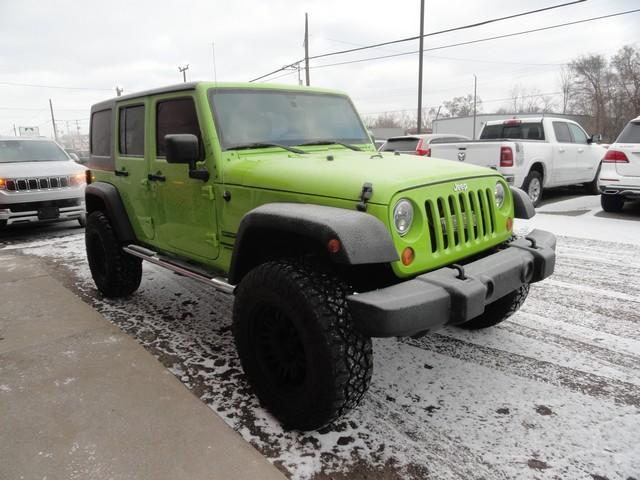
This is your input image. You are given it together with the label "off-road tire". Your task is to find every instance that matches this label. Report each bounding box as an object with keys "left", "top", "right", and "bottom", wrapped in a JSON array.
[
  {"left": 584, "top": 163, "right": 601, "bottom": 195},
  {"left": 233, "top": 258, "right": 373, "bottom": 431},
  {"left": 85, "top": 211, "right": 142, "bottom": 297},
  {"left": 459, "top": 284, "right": 530, "bottom": 330},
  {"left": 522, "top": 171, "right": 543, "bottom": 207},
  {"left": 600, "top": 194, "right": 624, "bottom": 213}
]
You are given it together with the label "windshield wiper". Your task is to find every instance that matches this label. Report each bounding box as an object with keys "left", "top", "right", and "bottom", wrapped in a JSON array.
[
  {"left": 226, "top": 142, "right": 306, "bottom": 154},
  {"left": 297, "top": 140, "right": 362, "bottom": 151}
]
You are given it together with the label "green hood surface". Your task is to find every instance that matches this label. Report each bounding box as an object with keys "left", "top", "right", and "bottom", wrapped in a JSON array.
[{"left": 222, "top": 149, "right": 497, "bottom": 205}]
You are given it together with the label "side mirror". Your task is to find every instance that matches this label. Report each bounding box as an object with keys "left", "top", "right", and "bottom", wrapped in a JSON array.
[
  {"left": 165, "top": 134, "right": 209, "bottom": 181},
  {"left": 588, "top": 133, "right": 602, "bottom": 144}
]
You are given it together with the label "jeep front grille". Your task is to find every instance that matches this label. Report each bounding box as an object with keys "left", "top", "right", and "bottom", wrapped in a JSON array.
[
  {"left": 4, "top": 176, "right": 72, "bottom": 192},
  {"left": 425, "top": 188, "right": 496, "bottom": 252}
]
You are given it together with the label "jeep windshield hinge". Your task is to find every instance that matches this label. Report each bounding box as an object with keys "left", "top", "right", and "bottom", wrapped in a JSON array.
[{"left": 357, "top": 182, "right": 373, "bottom": 212}]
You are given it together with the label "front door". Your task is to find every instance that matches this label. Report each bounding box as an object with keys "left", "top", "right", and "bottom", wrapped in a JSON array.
[
  {"left": 552, "top": 121, "right": 578, "bottom": 185},
  {"left": 567, "top": 122, "right": 598, "bottom": 182},
  {"left": 148, "top": 94, "right": 219, "bottom": 261}
]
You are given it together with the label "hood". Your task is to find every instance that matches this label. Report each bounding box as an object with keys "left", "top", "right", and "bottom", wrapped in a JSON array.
[
  {"left": 0, "top": 160, "right": 87, "bottom": 178},
  {"left": 223, "top": 149, "right": 496, "bottom": 205}
]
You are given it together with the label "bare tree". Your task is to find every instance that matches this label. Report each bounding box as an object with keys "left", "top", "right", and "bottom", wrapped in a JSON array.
[{"left": 559, "top": 66, "right": 573, "bottom": 114}]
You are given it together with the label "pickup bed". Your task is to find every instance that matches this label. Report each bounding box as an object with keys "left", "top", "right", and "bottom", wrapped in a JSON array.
[{"left": 429, "top": 117, "right": 606, "bottom": 205}]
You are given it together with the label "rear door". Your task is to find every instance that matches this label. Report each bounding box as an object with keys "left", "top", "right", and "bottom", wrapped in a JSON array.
[
  {"left": 614, "top": 120, "right": 640, "bottom": 177},
  {"left": 551, "top": 121, "right": 577, "bottom": 184},
  {"left": 148, "top": 94, "right": 219, "bottom": 261},
  {"left": 567, "top": 122, "right": 599, "bottom": 182},
  {"left": 114, "top": 100, "right": 154, "bottom": 240}
]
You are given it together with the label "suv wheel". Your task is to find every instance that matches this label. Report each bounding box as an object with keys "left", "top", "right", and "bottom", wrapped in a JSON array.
[
  {"left": 459, "top": 284, "right": 529, "bottom": 330},
  {"left": 85, "top": 211, "right": 142, "bottom": 297},
  {"left": 522, "top": 171, "right": 543, "bottom": 207},
  {"left": 584, "top": 163, "right": 601, "bottom": 195},
  {"left": 233, "top": 258, "right": 373, "bottom": 431},
  {"left": 600, "top": 194, "right": 625, "bottom": 212}
]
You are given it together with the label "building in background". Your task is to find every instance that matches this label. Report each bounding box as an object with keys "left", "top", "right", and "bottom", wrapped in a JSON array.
[{"left": 433, "top": 113, "right": 592, "bottom": 139}]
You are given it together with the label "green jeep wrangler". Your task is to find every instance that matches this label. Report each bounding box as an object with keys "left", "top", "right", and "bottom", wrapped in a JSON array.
[{"left": 85, "top": 82, "right": 556, "bottom": 430}]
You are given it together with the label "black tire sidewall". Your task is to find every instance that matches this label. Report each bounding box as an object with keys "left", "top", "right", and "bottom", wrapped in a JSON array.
[
  {"left": 601, "top": 194, "right": 624, "bottom": 212},
  {"left": 522, "top": 171, "right": 543, "bottom": 207}
]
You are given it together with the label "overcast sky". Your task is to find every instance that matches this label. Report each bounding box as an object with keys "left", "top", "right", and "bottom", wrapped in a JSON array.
[{"left": 0, "top": 0, "right": 638, "bottom": 139}]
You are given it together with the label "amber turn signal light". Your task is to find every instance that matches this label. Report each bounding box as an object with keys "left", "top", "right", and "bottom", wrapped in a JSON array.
[
  {"left": 401, "top": 247, "right": 415, "bottom": 266},
  {"left": 506, "top": 217, "right": 513, "bottom": 231},
  {"left": 327, "top": 238, "right": 341, "bottom": 253}
]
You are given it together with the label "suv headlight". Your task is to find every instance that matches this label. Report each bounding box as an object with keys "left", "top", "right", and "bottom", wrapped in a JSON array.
[
  {"left": 393, "top": 199, "right": 413, "bottom": 236},
  {"left": 494, "top": 182, "right": 505, "bottom": 208}
]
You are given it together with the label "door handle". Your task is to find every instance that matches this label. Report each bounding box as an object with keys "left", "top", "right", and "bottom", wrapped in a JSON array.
[
  {"left": 558, "top": 148, "right": 565, "bottom": 153},
  {"left": 114, "top": 169, "right": 129, "bottom": 177},
  {"left": 148, "top": 172, "right": 166, "bottom": 182},
  {"left": 577, "top": 148, "right": 584, "bottom": 153}
]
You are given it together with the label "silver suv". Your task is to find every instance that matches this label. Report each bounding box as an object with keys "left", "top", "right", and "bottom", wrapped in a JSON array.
[{"left": 0, "top": 137, "right": 87, "bottom": 227}]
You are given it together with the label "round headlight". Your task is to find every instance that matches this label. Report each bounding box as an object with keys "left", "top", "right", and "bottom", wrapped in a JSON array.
[
  {"left": 393, "top": 199, "right": 414, "bottom": 236},
  {"left": 494, "top": 182, "right": 505, "bottom": 208}
]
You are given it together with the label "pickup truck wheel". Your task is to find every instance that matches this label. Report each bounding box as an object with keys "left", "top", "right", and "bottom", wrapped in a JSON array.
[
  {"left": 584, "top": 164, "right": 601, "bottom": 195},
  {"left": 601, "top": 194, "right": 625, "bottom": 212},
  {"left": 522, "top": 171, "right": 543, "bottom": 206},
  {"left": 233, "top": 258, "right": 373, "bottom": 431},
  {"left": 459, "top": 284, "right": 529, "bottom": 330},
  {"left": 85, "top": 211, "right": 142, "bottom": 298}
]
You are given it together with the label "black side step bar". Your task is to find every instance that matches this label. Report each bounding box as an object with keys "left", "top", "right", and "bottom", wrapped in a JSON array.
[{"left": 123, "top": 245, "right": 235, "bottom": 295}]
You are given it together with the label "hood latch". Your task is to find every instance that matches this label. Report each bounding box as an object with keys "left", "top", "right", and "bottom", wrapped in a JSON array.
[{"left": 357, "top": 183, "right": 373, "bottom": 212}]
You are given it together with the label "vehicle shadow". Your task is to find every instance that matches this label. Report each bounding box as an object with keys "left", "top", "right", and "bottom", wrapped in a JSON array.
[
  {"left": 537, "top": 186, "right": 592, "bottom": 208},
  {"left": 0, "top": 221, "right": 82, "bottom": 245},
  {"left": 593, "top": 199, "right": 640, "bottom": 220}
]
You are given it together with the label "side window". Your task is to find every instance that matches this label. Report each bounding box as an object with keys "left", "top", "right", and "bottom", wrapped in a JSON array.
[
  {"left": 156, "top": 98, "right": 201, "bottom": 157},
  {"left": 119, "top": 105, "right": 145, "bottom": 156},
  {"left": 567, "top": 123, "right": 588, "bottom": 144},
  {"left": 91, "top": 109, "right": 112, "bottom": 156},
  {"left": 553, "top": 122, "right": 572, "bottom": 143}
]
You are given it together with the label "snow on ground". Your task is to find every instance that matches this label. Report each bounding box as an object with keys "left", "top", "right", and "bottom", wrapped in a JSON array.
[{"left": 2, "top": 195, "right": 639, "bottom": 479}]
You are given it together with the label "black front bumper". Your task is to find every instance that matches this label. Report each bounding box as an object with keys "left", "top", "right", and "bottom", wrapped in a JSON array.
[{"left": 347, "top": 229, "right": 556, "bottom": 337}]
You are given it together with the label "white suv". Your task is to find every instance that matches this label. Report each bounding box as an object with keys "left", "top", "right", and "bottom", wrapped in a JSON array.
[
  {"left": 599, "top": 116, "right": 640, "bottom": 212},
  {"left": 0, "top": 136, "right": 87, "bottom": 227}
]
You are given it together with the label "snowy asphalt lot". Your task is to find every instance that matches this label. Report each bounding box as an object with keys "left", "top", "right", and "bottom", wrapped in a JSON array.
[{"left": 1, "top": 190, "right": 639, "bottom": 480}]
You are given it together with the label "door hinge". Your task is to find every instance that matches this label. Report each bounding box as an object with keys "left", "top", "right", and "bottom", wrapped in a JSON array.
[
  {"left": 205, "top": 232, "right": 219, "bottom": 246},
  {"left": 201, "top": 185, "right": 215, "bottom": 201}
]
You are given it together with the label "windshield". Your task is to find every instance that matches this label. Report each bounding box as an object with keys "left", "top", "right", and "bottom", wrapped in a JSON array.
[
  {"left": 617, "top": 121, "right": 640, "bottom": 143},
  {"left": 0, "top": 140, "right": 69, "bottom": 163},
  {"left": 208, "top": 89, "right": 371, "bottom": 150},
  {"left": 480, "top": 122, "right": 545, "bottom": 140}
]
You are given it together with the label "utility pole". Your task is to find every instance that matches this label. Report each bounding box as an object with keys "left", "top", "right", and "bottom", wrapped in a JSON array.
[
  {"left": 434, "top": 105, "right": 442, "bottom": 133},
  {"left": 304, "top": 13, "right": 310, "bottom": 86},
  {"left": 13, "top": 124, "right": 17, "bottom": 136},
  {"left": 49, "top": 98, "right": 58, "bottom": 141},
  {"left": 416, "top": 0, "right": 425, "bottom": 133},
  {"left": 473, "top": 74, "right": 478, "bottom": 139},
  {"left": 178, "top": 64, "right": 190, "bottom": 83},
  {"left": 115, "top": 86, "right": 124, "bottom": 97}
]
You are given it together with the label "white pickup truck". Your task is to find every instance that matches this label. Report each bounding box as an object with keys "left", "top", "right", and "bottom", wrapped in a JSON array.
[{"left": 429, "top": 117, "right": 606, "bottom": 205}]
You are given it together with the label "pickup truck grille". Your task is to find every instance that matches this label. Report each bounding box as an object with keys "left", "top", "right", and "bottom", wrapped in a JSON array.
[
  {"left": 425, "top": 188, "right": 496, "bottom": 252},
  {"left": 4, "top": 176, "right": 70, "bottom": 192}
]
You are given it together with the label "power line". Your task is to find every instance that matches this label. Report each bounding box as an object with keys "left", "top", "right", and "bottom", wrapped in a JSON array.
[
  {"left": 309, "top": 0, "right": 586, "bottom": 62},
  {"left": 308, "top": 9, "right": 640, "bottom": 71},
  {"left": 249, "top": 0, "right": 586, "bottom": 82}
]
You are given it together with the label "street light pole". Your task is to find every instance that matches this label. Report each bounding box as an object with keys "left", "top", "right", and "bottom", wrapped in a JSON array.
[
  {"left": 304, "top": 13, "right": 310, "bottom": 86},
  {"left": 49, "top": 98, "right": 58, "bottom": 141},
  {"left": 178, "top": 64, "right": 190, "bottom": 83},
  {"left": 416, "top": 0, "right": 425, "bottom": 133}
]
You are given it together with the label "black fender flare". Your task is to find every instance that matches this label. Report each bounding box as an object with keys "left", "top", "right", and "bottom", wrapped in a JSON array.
[
  {"left": 228, "top": 203, "right": 399, "bottom": 284},
  {"left": 85, "top": 182, "right": 136, "bottom": 243},
  {"left": 510, "top": 186, "right": 536, "bottom": 219}
]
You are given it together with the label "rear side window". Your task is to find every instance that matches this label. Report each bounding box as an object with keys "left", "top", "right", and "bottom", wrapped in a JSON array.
[
  {"left": 91, "top": 109, "right": 112, "bottom": 156},
  {"left": 567, "top": 123, "right": 588, "bottom": 144},
  {"left": 381, "top": 138, "right": 419, "bottom": 152},
  {"left": 553, "top": 122, "right": 572, "bottom": 143},
  {"left": 156, "top": 98, "right": 201, "bottom": 157},
  {"left": 119, "top": 105, "right": 145, "bottom": 156},
  {"left": 617, "top": 121, "right": 640, "bottom": 143},
  {"left": 480, "top": 123, "right": 544, "bottom": 140}
]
